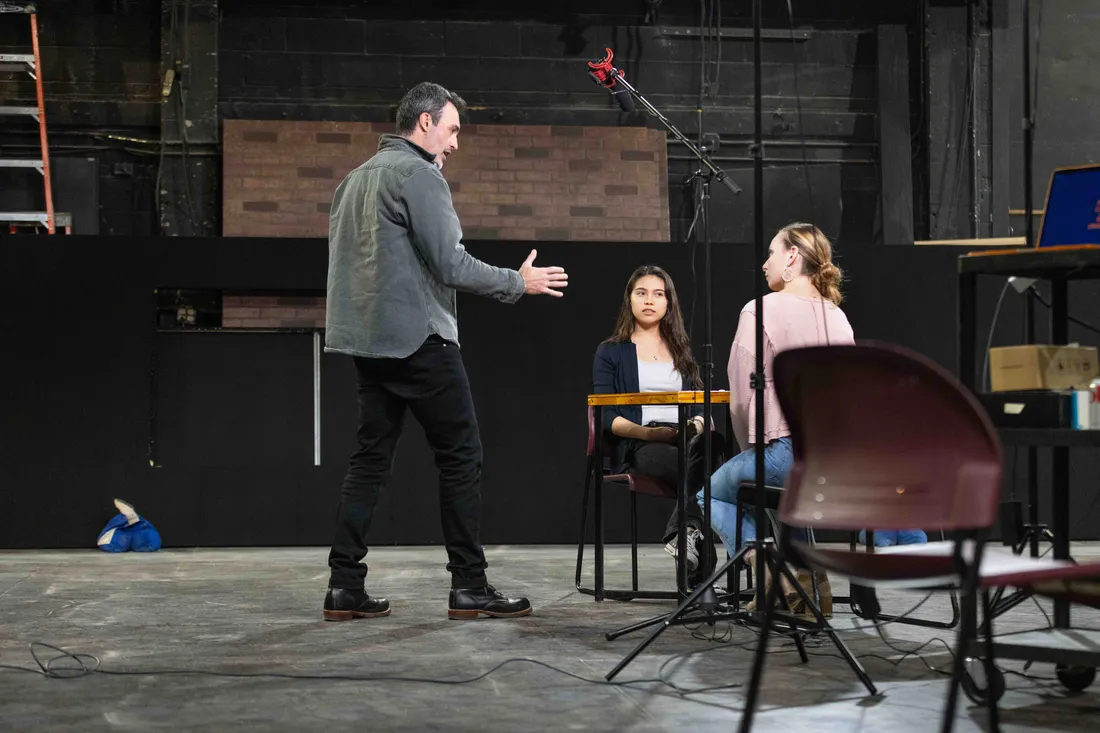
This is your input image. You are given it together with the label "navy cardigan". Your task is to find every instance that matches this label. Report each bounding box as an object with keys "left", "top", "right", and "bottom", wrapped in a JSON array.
[{"left": 592, "top": 341, "right": 702, "bottom": 472}]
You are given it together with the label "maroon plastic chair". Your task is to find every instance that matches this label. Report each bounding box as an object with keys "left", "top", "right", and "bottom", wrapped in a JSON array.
[
  {"left": 575, "top": 405, "right": 680, "bottom": 602},
  {"left": 737, "top": 342, "right": 1100, "bottom": 733}
]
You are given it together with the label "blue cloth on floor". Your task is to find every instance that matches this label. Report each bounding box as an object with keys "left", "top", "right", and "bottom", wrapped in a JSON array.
[
  {"left": 858, "top": 529, "right": 928, "bottom": 547},
  {"left": 96, "top": 514, "right": 162, "bottom": 553}
]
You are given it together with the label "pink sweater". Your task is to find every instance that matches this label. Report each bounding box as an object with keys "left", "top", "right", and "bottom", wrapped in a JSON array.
[{"left": 728, "top": 291, "right": 854, "bottom": 448}]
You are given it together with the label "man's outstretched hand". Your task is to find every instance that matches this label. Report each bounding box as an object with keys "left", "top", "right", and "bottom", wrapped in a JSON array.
[{"left": 518, "top": 249, "right": 568, "bottom": 297}]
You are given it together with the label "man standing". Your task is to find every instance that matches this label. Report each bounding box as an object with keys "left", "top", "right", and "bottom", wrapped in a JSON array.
[{"left": 322, "top": 82, "right": 568, "bottom": 621}]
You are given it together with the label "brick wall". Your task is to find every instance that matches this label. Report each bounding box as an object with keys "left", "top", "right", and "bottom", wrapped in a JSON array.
[
  {"left": 223, "top": 120, "right": 669, "bottom": 241},
  {"left": 222, "top": 295, "right": 326, "bottom": 329}
]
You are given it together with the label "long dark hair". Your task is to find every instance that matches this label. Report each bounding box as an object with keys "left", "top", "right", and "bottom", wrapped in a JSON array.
[{"left": 604, "top": 265, "right": 701, "bottom": 388}]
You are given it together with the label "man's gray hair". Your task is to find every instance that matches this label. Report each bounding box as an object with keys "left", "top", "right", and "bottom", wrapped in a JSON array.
[{"left": 395, "top": 82, "right": 467, "bottom": 135}]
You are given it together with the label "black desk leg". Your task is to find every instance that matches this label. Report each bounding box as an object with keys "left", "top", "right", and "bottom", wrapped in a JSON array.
[
  {"left": 593, "top": 406, "right": 604, "bottom": 602},
  {"left": 958, "top": 271, "right": 978, "bottom": 391},
  {"left": 1053, "top": 445, "right": 1071, "bottom": 627},
  {"left": 1025, "top": 446, "right": 1039, "bottom": 558},
  {"left": 676, "top": 404, "right": 688, "bottom": 595},
  {"left": 1051, "top": 278, "right": 1070, "bottom": 627},
  {"left": 1051, "top": 278, "right": 1068, "bottom": 343}
]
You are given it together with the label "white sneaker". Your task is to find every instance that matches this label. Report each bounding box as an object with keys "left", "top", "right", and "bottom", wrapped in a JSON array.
[{"left": 664, "top": 527, "right": 702, "bottom": 571}]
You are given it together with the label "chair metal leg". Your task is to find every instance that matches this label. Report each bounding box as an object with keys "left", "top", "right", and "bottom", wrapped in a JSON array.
[
  {"left": 942, "top": 581, "right": 980, "bottom": 733},
  {"left": 735, "top": 495, "right": 744, "bottom": 555},
  {"left": 594, "top": 459, "right": 605, "bottom": 602},
  {"left": 764, "top": 508, "right": 784, "bottom": 546},
  {"left": 726, "top": 550, "right": 735, "bottom": 597},
  {"left": 574, "top": 460, "right": 681, "bottom": 603},
  {"left": 575, "top": 456, "right": 594, "bottom": 591},
  {"left": 849, "top": 530, "right": 961, "bottom": 630},
  {"left": 630, "top": 492, "right": 639, "bottom": 592},
  {"left": 945, "top": 586, "right": 962, "bottom": 628},
  {"left": 735, "top": 495, "right": 745, "bottom": 606},
  {"left": 982, "top": 589, "right": 1002, "bottom": 732}
]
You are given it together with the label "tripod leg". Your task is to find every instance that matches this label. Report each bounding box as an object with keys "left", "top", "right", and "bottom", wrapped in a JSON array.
[
  {"left": 739, "top": 549, "right": 786, "bottom": 733},
  {"left": 985, "top": 588, "right": 1030, "bottom": 632},
  {"left": 778, "top": 561, "right": 876, "bottom": 695},
  {"left": 605, "top": 611, "right": 676, "bottom": 641},
  {"left": 806, "top": 528, "right": 822, "bottom": 611},
  {"left": 987, "top": 586, "right": 1006, "bottom": 617},
  {"left": 767, "top": 551, "right": 808, "bottom": 663},
  {"left": 1013, "top": 528, "right": 1032, "bottom": 557},
  {"left": 605, "top": 548, "right": 750, "bottom": 680}
]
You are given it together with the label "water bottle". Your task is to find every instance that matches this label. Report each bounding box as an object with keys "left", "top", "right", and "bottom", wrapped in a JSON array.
[{"left": 1091, "top": 378, "right": 1100, "bottom": 429}]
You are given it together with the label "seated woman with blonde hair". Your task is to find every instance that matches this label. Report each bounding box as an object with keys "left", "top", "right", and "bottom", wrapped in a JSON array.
[{"left": 700, "top": 223, "right": 853, "bottom": 616}]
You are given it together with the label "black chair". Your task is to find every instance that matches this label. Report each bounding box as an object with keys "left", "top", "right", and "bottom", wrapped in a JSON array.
[{"left": 575, "top": 406, "right": 680, "bottom": 602}]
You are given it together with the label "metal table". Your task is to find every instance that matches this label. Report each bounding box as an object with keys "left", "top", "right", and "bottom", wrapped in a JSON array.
[{"left": 957, "top": 245, "right": 1100, "bottom": 686}]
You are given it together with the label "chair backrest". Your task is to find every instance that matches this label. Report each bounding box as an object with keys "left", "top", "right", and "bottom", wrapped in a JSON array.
[
  {"left": 586, "top": 406, "right": 620, "bottom": 474},
  {"left": 773, "top": 342, "right": 1003, "bottom": 533}
]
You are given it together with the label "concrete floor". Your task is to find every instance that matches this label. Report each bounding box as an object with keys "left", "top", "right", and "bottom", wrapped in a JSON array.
[{"left": 1, "top": 544, "right": 1099, "bottom": 732}]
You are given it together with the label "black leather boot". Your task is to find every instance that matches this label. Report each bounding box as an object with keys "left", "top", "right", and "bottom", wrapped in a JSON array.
[
  {"left": 323, "top": 588, "right": 391, "bottom": 621},
  {"left": 448, "top": 584, "right": 532, "bottom": 620}
]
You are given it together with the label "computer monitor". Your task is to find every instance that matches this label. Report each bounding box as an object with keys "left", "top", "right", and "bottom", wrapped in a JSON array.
[{"left": 1036, "top": 163, "right": 1100, "bottom": 248}]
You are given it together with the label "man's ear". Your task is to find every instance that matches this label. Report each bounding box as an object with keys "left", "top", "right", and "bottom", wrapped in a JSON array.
[{"left": 419, "top": 111, "right": 432, "bottom": 131}]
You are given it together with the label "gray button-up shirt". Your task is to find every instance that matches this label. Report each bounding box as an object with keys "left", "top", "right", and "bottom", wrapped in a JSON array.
[{"left": 325, "top": 135, "right": 525, "bottom": 359}]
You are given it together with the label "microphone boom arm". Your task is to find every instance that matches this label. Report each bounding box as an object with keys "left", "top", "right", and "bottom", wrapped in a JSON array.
[{"left": 588, "top": 51, "right": 742, "bottom": 197}]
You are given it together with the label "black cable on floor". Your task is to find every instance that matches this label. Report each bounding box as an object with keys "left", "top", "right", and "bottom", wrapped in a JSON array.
[
  {"left": 6, "top": 587, "right": 1085, "bottom": 696},
  {"left": 0, "top": 640, "right": 755, "bottom": 710}
]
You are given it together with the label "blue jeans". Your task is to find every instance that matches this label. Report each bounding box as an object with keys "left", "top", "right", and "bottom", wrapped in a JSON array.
[
  {"left": 696, "top": 437, "right": 796, "bottom": 557},
  {"left": 858, "top": 529, "right": 928, "bottom": 547}
]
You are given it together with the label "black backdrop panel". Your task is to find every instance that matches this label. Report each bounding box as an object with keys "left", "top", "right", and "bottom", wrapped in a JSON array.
[
  {"left": 154, "top": 333, "right": 314, "bottom": 467},
  {"left": 2, "top": 236, "right": 1098, "bottom": 549}
]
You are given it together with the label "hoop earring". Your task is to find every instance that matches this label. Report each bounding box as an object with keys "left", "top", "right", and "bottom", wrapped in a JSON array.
[{"left": 781, "top": 267, "right": 794, "bottom": 283}]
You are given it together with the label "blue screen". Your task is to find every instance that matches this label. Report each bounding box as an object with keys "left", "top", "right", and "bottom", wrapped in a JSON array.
[{"left": 1038, "top": 166, "right": 1100, "bottom": 248}]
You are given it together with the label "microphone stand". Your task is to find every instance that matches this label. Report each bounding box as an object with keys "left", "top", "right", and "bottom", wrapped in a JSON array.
[
  {"left": 986, "top": 7, "right": 1057, "bottom": 625},
  {"left": 984, "top": 0, "right": 1053, "bottom": 627},
  {"left": 591, "top": 72, "right": 741, "bottom": 199},
  {"left": 589, "top": 52, "right": 746, "bottom": 656},
  {"left": 1020, "top": 0, "right": 1044, "bottom": 564},
  {"left": 601, "top": 4, "right": 829, "bottom": 683}
]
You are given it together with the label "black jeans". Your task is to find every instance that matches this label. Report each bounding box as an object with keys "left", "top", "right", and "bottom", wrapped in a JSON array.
[
  {"left": 627, "top": 427, "right": 726, "bottom": 547},
  {"left": 328, "top": 335, "right": 488, "bottom": 590}
]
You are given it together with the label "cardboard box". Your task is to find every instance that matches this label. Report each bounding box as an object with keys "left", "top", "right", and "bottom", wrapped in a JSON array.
[{"left": 988, "top": 345, "right": 1099, "bottom": 392}]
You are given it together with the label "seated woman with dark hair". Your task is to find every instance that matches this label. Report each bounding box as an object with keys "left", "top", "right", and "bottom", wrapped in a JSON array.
[{"left": 593, "top": 265, "right": 726, "bottom": 587}]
